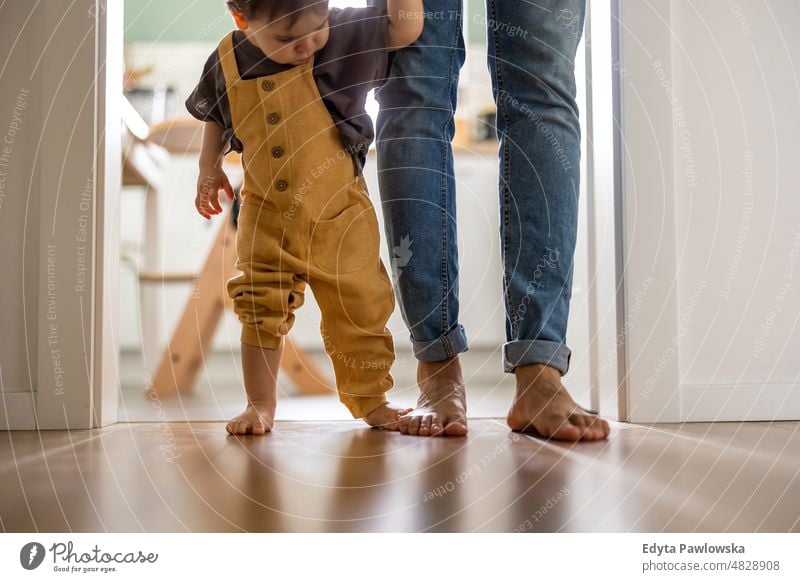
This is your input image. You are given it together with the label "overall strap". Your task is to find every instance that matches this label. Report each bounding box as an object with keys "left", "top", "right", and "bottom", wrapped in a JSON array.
[{"left": 217, "top": 31, "right": 240, "bottom": 87}]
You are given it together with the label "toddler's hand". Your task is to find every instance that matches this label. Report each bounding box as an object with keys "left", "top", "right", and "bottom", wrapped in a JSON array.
[{"left": 196, "top": 165, "right": 235, "bottom": 220}]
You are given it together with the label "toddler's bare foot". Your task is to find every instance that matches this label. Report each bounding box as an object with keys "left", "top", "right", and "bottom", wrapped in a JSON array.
[
  {"left": 226, "top": 401, "right": 275, "bottom": 435},
  {"left": 398, "top": 356, "right": 468, "bottom": 437},
  {"left": 364, "top": 402, "right": 413, "bottom": 431},
  {"left": 507, "top": 364, "right": 610, "bottom": 441},
  {"left": 231, "top": 342, "right": 281, "bottom": 435}
]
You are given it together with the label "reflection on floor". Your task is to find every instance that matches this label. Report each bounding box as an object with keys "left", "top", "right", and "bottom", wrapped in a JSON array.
[
  {"left": 2, "top": 419, "right": 798, "bottom": 532},
  {"left": 118, "top": 348, "right": 520, "bottom": 421}
]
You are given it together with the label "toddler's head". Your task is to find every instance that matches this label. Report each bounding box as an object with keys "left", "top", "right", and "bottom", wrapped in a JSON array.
[{"left": 226, "top": 0, "right": 330, "bottom": 66}]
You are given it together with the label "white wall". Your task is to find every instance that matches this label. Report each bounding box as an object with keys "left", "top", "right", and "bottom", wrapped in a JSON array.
[
  {"left": 0, "top": 3, "right": 43, "bottom": 420},
  {"left": 0, "top": 0, "right": 121, "bottom": 429},
  {"left": 620, "top": 0, "right": 800, "bottom": 421}
]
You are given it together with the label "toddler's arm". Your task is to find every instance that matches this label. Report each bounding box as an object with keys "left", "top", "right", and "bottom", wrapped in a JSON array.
[
  {"left": 386, "top": 0, "right": 425, "bottom": 50},
  {"left": 195, "top": 121, "right": 235, "bottom": 220}
]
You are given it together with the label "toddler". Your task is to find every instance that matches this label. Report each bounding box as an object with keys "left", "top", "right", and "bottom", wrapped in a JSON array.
[{"left": 186, "top": 0, "right": 423, "bottom": 434}]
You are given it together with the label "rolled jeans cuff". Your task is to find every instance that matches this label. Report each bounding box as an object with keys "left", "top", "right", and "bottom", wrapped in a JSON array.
[
  {"left": 503, "top": 339, "right": 572, "bottom": 376},
  {"left": 412, "top": 323, "right": 469, "bottom": 362}
]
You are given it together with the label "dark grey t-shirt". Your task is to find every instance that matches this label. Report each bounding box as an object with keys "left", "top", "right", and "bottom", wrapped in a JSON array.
[{"left": 185, "top": 6, "right": 389, "bottom": 173}]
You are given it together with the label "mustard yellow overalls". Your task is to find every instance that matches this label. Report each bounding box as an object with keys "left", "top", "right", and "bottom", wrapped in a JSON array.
[{"left": 219, "top": 32, "right": 396, "bottom": 419}]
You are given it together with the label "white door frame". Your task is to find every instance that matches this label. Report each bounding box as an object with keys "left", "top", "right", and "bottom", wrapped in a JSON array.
[
  {"left": 613, "top": 0, "right": 682, "bottom": 423},
  {"left": 582, "top": 0, "right": 626, "bottom": 421},
  {"left": 28, "top": 0, "right": 122, "bottom": 429},
  {"left": 26, "top": 0, "right": 630, "bottom": 429},
  {"left": 614, "top": 0, "right": 800, "bottom": 423}
]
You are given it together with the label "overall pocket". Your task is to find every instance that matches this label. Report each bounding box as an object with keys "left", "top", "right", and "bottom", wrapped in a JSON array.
[{"left": 310, "top": 202, "right": 378, "bottom": 274}]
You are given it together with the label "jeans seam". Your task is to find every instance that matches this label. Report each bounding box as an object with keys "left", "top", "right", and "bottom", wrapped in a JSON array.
[
  {"left": 490, "top": 0, "right": 516, "bottom": 343},
  {"left": 438, "top": 2, "right": 463, "bottom": 357}
]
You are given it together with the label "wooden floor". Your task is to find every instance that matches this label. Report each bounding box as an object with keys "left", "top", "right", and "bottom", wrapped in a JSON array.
[{"left": 2, "top": 419, "right": 799, "bottom": 532}]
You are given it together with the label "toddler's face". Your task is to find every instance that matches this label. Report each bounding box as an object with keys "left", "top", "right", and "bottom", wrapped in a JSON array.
[{"left": 233, "top": 7, "right": 330, "bottom": 66}]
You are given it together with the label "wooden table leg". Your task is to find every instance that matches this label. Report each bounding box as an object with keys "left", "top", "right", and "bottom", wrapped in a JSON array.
[{"left": 150, "top": 214, "right": 334, "bottom": 397}]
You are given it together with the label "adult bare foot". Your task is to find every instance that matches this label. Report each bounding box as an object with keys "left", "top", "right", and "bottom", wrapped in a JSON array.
[
  {"left": 363, "top": 402, "right": 414, "bottom": 431},
  {"left": 507, "top": 363, "right": 610, "bottom": 441},
  {"left": 226, "top": 400, "right": 275, "bottom": 435},
  {"left": 398, "top": 356, "right": 468, "bottom": 437}
]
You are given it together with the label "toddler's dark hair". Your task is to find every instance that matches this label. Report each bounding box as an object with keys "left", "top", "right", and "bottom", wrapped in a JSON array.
[{"left": 226, "top": 0, "right": 329, "bottom": 27}]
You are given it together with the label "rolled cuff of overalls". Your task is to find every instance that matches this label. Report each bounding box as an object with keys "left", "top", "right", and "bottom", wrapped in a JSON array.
[
  {"left": 503, "top": 339, "right": 572, "bottom": 376},
  {"left": 241, "top": 325, "right": 283, "bottom": 350},
  {"left": 341, "top": 395, "right": 390, "bottom": 420},
  {"left": 411, "top": 323, "right": 469, "bottom": 363}
]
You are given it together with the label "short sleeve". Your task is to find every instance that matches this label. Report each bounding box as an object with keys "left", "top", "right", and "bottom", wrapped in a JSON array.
[
  {"left": 185, "top": 50, "right": 226, "bottom": 125},
  {"left": 326, "top": 5, "right": 389, "bottom": 89},
  {"left": 185, "top": 49, "right": 238, "bottom": 153}
]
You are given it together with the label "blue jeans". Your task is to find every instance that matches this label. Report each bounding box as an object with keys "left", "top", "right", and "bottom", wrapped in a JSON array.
[{"left": 374, "top": 0, "right": 586, "bottom": 375}]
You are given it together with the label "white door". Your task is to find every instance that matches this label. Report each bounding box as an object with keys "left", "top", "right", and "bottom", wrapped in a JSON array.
[{"left": 617, "top": 0, "right": 800, "bottom": 422}]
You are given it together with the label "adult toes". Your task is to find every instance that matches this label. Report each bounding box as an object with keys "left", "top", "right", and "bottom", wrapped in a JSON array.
[
  {"left": 569, "top": 412, "right": 588, "bottom": 429},
  {"left": 443, "top": 416, "right": 468, "bottom": 436},
  {"left": 408, "top": 416, "right": 422, "bottom": 435},
  {"left": 398, "top": 415, "right": 411, "bottom": 434},
  {"left": 549, "top": 418, "right": 582, "bottom": 441},
  {"left": 419, "top": 415, "right": 432, "bottom": 436},
  {"left": 586, "top": 416, "right": 610, "bottom": 440},
  {"left": 568, "top": 413, "right": 595, "bottom": 439}
]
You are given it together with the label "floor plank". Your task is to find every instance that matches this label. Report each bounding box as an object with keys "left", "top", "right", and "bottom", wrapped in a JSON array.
[{"left": 1, "top": 420, "right": 798, "bottom": 532}]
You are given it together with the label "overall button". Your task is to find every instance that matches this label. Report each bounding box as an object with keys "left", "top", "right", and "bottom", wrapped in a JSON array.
[
  {"left": 267, "top": 112, "right": 280, "bottom": 125},
  {"left": 261, "top": 79, "right": 275, "bottom": 91},
  {"left": 275, "top": 180, "right": 288, "bottom": 192},
  {"left": 271, "top": 146, "right": 284, "bottom": 158}
]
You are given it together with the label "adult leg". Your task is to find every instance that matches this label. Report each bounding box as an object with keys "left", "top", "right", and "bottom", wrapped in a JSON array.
[
  {"left": 375, "top": 0, "right": 468, "bottom": 436},
  {"left": 486, "top": 0, "right": 608, "bottom": 439}
]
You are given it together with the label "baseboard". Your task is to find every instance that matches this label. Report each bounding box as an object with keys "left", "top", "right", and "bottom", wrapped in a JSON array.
[
  {"left": 0, "top": 391, "right": 37, "bottom": 430},
  {"left": 679, "top": 383, "right": 800, "bottom": 422}
]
